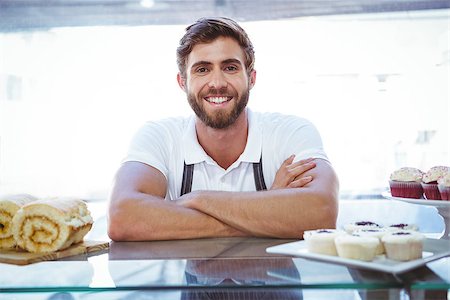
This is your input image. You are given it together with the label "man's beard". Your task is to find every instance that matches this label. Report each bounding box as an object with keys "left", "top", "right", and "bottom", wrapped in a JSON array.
[{"left": 187, "top": 87, "right": 249, "bottom": 129}]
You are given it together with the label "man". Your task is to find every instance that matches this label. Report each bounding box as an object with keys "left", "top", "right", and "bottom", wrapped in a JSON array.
[{"left": 108, "top": 17, "right": 338, "bottom": 241}]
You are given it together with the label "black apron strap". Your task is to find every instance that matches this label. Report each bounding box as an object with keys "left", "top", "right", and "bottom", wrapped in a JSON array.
[
  {"left": 253, "top": 156, "right": 267, "bottom": 191},
  {"left": 180, "top": 157, "right": 267, "bottom": 196},
  {"left": 180, "top": 162, "right": 194, "bottom": 196}
]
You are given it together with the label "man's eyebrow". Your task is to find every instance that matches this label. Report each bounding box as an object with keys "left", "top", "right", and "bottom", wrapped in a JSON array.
[
  {"left": 222, "top": 58, "right": 243, "bottom": 65},
  {"left": 190, "top": 61, "right": 212, "bottom": 70}
]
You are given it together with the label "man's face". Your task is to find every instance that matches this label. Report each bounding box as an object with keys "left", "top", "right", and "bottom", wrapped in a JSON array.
[{"left": 179, "top": 36, "right": 255, "bottom": 129}]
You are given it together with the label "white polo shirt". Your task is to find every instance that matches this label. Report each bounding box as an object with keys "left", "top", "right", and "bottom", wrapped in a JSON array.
[{"left": 124, "top": 108, "right": 328, "bottom": 200}]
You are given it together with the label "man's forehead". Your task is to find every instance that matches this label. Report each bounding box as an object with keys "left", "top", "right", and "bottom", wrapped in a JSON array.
[{"left": 187, "top": 37, "right": 245, "bottom": 67}]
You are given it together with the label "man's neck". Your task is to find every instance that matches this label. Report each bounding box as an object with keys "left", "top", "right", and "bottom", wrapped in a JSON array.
[{"left": 195, "top": 111, "right": 248, "bottom": 170}]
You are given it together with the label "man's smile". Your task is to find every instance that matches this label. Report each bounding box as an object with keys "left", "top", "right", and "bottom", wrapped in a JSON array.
[{"left": 204, "top": 96, "right": 232, "bottom": 104}]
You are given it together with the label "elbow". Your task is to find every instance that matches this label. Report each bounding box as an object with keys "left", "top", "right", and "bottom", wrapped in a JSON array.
[
  {"left": 107, "top": 212, "right": 126, "bottom": 242},
  {"left": 315, "top": 188, "right": 339, "bottom": 230},
  {"left": 107, "top": 199, "right": 132, "bottom": 241}
]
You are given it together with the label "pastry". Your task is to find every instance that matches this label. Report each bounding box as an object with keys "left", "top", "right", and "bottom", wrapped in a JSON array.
[
  {"left": 386, "top": 223, "right": 418, "bottom": 231},
  {"left": 343, "top": 221, "right": 383, "bottom": 234},
  {"left": 334, "top": 234, "right": 380, "bottom": 261},
  {"left": 382, "top": 230, "right": 425, "bottom": 261},
  {"left": 0, "top": 194, "right": 37, "bottom": 249},
  {"left": 438, "top": 172, "right": 450, "bottom": 201},
  {"left": 422, "top": 166, "right": 450, "bottom": 200},
  {"left": 303, "top": 229, "right": 346, "bottom": 256},
  {"left": 352, "top": 228, "right": 387, "bottom": 255},
  {"left": 389, "top": 167, "right": 424, "bottom": 199},
  {"left": 12, "top": 197, "right": 93, "bottom": 253}
]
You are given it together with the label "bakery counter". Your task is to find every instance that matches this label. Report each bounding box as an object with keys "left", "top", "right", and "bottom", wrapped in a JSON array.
[{"left": 0, "top": 199, "right": 449, "bottom": 300}]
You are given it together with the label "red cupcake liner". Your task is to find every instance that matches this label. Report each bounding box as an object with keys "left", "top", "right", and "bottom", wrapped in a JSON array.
[
  {"left": 438, "top": 185, "right": 450, "bottom": 201},
  {"left": 421, "top": 183, "right": 442, "bottom": 200},
  {"left": 389, "top": 180, "right": 423, "bottom": 199}
]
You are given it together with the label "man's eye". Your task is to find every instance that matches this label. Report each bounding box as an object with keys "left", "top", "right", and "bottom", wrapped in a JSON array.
[
  {"left": 196, "top": 67, "right": 208, "bottom": 73},
  {"left": 225, "top": 66, "right": 238, "bottom": 71}
]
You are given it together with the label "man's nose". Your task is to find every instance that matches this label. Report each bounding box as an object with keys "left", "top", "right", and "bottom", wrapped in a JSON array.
[{"left": 208, "top": 70, "right": 228, "bottom": 89}]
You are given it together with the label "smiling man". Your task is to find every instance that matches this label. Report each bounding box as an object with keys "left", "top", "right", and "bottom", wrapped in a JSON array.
[{"left": 107, "top": 17, "right": 339, "bottom": 241}]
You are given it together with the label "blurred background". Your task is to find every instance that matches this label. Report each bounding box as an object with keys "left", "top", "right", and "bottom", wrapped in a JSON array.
[{"left": 0, "top": 0, "right": 449, "bottom": 200}]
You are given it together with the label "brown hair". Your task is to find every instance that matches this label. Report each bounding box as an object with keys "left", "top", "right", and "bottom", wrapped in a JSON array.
[{"left": 176, "top": 17, "right": 255, "bottom": 78}]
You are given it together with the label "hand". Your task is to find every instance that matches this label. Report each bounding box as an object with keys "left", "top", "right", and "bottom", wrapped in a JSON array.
[{"left": 270, "top": 155, "right": 316, "bottom": 190}]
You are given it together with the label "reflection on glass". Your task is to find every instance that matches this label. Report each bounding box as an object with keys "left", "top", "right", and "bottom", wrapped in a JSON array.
[{"left": 182, "top": 258, "right": 303, "bottom": 299}]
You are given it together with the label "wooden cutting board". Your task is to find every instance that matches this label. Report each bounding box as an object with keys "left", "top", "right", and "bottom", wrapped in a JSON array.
[{"left": 0, "top": 240, "right": 109, "bottom": 265}]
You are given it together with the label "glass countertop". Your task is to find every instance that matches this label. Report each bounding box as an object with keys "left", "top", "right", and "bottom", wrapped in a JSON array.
[{"left": 0, "top": 199, "right": 449, "bottom": 300}]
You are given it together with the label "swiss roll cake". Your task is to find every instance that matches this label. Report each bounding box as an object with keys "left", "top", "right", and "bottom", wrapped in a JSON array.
[
  {"left": 0, "top": 194, "right": 37, "bottom": 249},
  {"left": 12, "top": 197, "right": 93, "bottom": 253}
]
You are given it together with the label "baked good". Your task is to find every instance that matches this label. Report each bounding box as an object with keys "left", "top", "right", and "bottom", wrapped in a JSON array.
[
  {"left": 334, "top": 234, "right": 380, "bottom": 261},
  {"left": 12, "top": 197, "right": 93, "bottom": 253},
  {"left": 422, "top": 166, "right": 450, "bottom": 200},
  {"left": 303, "top": 229, "right": 346, "bottom": 256},
  {"left": 343, "top": 221, "right": 383, "bottom": 234},
  {"left": 381, "top": 230, "right": 425, "bottom": 261},
  {"left": 0, "top": 194, "right": 37, "bottom": 249},
  {"left": 438, "top": 172, "right": 450, "bottom": 201},
  {"left": 389, "top": 167, "right": 424, "bottom": 199},
  {"left": 386, "top": 223, "right": 418, "bottom": 231},
  {"left": 352, "top": 228, "right": 387, "bottom": 255}
]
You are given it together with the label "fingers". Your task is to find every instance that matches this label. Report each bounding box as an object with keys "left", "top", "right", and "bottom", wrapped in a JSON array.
[{"left": 289, "top": 176, "right": 313, "bottom": 188}]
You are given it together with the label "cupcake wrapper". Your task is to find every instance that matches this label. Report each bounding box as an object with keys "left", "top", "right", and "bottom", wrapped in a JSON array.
[
  {"left": 421, "top": 183, "right": 441, "bottom": 200},
  {"left": 438, "top": 185, "right": 450, "bottom": 201},
  {"left": 389, "top": 181, "right": 423, "bottom": 199}
]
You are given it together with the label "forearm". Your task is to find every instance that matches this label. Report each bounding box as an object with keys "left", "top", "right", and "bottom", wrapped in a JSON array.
[
  {"left": 108, "top": 192, "right": 249, "bottom": 241},
  {"left": 181, "top": 188, "right": 337, "bottom": 238},
  {"left": 180, "top": 159, "right": 339, "bottom": 238}
]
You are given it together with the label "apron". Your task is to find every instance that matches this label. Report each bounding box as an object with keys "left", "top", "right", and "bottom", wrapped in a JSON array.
[{"left": 180, "top": 157, "right": 267, "bottom": 196}]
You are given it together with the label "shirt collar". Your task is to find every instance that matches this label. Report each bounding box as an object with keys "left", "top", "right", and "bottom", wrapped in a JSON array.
[{"left": 182, "top": 108, "right": 262, "bottom": 165}]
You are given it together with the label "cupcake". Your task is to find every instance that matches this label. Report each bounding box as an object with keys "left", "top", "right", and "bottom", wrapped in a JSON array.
[
  {"left": 303, "top": 229, "right": 346, "bottom": 256},
  {"left": 382, "top": 230, "right": 425, "bottom": 261},
  {"left": 422, "top": 166, "right": 450, "bottom": 200},
  {"left": 352, "top": 228, "right": 387, "bottom": 255},
  {"left": 344, "top": 221, "right": 383, "bottom": 234},
  {"left": 389, "top": 167, "right": 424, "bottom": 199},
  {"left": 386, "top": 223, "right": 419, "bottom": 232},
  {"left": 438, "top": 172, "right": 450, "bottom": 201},
  {"left": 334, "top": 234, "right": 380, "bottom": 261}
]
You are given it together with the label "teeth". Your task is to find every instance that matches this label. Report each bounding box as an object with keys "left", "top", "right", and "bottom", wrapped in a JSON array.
[{"left": 207, "top": 97, "right": 229, "bottom": 104}]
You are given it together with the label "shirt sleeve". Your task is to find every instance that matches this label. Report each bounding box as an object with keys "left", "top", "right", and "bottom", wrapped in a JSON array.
[{"left": 123, "top": 121, "right": 172, "bottom": 179}]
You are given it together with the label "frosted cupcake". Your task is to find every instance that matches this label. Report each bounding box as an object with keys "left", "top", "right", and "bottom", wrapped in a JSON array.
[
  {"left": 386, "top": 223, "right": 419, "bottom": 232},
  {"left": 352, "top": 228, "right": 387, "bottom": 255},
  {"left": 438, "top": 172, "right": 450, "bottom": 201},
  {"left": 382, "top": 230, "right": 425, "bottom": 261},
  {"left": 422, "top": 166, "right": 450, "bottom": 200},
  {"left": 344, "top": 221, "right": 383, "bottom": 234},
  {"left": 303, "top": 229, "right": 346, "bottom": 256},
  {"left": 335, "top": 234, "right": 380, "bottom": 261},
  {"left": 389, "top": 167, "right": 424, "bottom": 199}
]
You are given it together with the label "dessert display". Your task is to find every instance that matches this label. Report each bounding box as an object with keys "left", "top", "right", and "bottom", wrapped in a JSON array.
[
  {"left": 0, "top": 194, "right": 37, "bottom": 249},
  {"left": 422, "top": 166, "right": 450, "bottom": 200},
  {"left": 382, "top": 230, "right": 425, "bottom": 261},
  {"left": 302, "top": 222, "right": 426, "bottom": 262},
  {"left": 334, "top": 234, "right": 380, "bottom": 261},
  {"left": 12, "top": 197, "right": 93, "bottom": 253},
  {"left": 303, "top": 229, "right": 345, "bottom": 256},
  {"left": 389, "top": 167, "right": 424, "bottom": 199},
  {"left": 352, "top": 228, "right": 387, "bottom": 255},
  {"left": 343, "top": 221, "right": 383, "bottom": 234},
  {"left": 437, "top": 172, "right": 450, "bottom": 201}
]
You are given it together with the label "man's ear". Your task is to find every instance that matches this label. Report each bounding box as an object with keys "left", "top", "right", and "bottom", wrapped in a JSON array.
[
  {"left": 249, "top": 70, "right": 256, "bottom": 90},
  {"left": 177, "top": 73, "right": 187, "bottom": 92}
]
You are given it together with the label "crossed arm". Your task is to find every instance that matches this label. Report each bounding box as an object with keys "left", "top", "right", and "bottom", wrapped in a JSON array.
[{"left": 107, "top": 157, "right": 339, "bottom": 241}]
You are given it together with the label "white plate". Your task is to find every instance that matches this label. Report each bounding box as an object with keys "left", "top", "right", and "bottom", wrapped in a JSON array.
[
  {"left": 382, "top": 191, "right": 450, "bottom": 208},
  {"left": 266, "top": 239, "right": 450, "bottom": 274}
]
